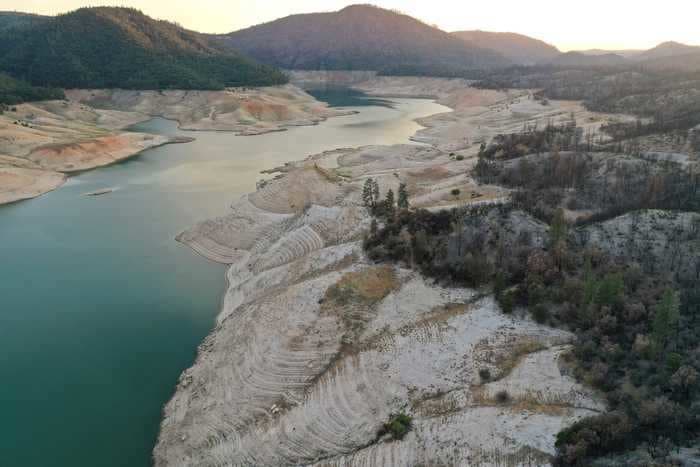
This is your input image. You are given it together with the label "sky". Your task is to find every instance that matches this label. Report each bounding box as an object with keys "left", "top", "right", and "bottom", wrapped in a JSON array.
[{"left": 3, "top": 0, "right": 699, "bottom": 51}]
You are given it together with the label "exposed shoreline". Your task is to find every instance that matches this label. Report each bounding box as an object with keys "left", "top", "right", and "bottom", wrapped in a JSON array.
[
  {"left": 154, "top": 75, "right": 632, "bottom": 466},
  {"left": 0, "top": 85, "right": 353, "bottom": 206}
]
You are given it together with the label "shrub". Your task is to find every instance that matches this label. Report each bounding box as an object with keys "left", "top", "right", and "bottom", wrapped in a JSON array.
[
  {"left": 497, "top": 290, "right": 515, "bottom": 314},
  {"left": 495, "top": 390, "right": 510, "bottom": 404},
  {"left": 379, "top": 412, "right": 413, "bottom": 440},
  {"left": 451, "top": 188, "right": 461, "bottom": 197},
  {"left": 532, "top": 304, "right": 549, "bottom": 324},
  {"left": 456, "top": 155, "right": 465, "bottom": 161},
  {"left": 479, "top": 368, "right": 491, "bottom": 382}
]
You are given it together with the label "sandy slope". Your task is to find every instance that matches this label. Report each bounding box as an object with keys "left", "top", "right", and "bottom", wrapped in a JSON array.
[
  {"left": 0, "top": 85, "right": 351, "bottom": 205},
  {"left": 155, "top": 79, "right": 632, "bottom": 466},
  {"left": 66, "top": 85, "right": 354, "bottom": 134}
]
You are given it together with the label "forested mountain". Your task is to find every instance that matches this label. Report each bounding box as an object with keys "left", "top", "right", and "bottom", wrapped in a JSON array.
[
  {"left": 220, "top": 5, "right": 510, "bottom": 73},
  {"left": 0, "top": 7, "right": 288, "bottom": 90},
  {"left": 451, "top": 30, "right": 560, "bottom": 65},
  {"left": 549, "top": 51, "right": 628, "bottom": 68},
  {"left": 0, "top": 11, "right": 49, "bottom": 31}
]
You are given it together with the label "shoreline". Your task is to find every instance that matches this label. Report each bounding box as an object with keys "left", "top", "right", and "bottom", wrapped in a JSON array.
[
  {"left": 0, "top": 85, "right": 353, "bottom": 206},
  {"left": 154, "top": 77, "right": 628, "bottom": 465}
]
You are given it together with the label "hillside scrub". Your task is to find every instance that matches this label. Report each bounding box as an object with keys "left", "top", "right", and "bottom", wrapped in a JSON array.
[
  {"left": 475, "top": 66, "right": 700, "bottom": 135},
  {"left": 0, "top": 73, "right": 64, "bottom": 105},
  {"left": 363, "top": 172, "right": 699, "bottom": 464},
  {"left": 474, "top": 125, "right": 699, "bottom": 225}
]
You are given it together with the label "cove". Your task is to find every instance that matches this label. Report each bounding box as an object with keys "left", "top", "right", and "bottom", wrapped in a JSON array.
[{"left": 0, "top": 92, "right": 449, "bottom": 467}]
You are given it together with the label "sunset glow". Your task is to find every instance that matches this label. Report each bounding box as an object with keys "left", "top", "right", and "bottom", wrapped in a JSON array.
[{"left": 7, "top": 0, "right": 699, "bottom": 51}]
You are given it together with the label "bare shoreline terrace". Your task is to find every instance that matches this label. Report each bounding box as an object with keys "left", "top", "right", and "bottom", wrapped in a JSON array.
[
  {"left": 0, "top": 84, "right": 353, "bottom": 205},
  {"left": 153, "top": 74, "right": 634, "bottom": 466}
]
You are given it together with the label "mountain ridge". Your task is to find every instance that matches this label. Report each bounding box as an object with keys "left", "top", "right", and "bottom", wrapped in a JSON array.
[
  {"left": 219, "top": 4, "right": 511, "bottom": 73},
  {"left": 0, "top": 7, "right": 288, "bottom": 90},
  {"left": 451, "top": 30, "right": 560, "bottom": 65}
]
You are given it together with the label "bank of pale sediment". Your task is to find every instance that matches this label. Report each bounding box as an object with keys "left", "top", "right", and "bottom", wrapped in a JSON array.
[{"left": 154, "top": 77, "right": 633, "bottom": 466}]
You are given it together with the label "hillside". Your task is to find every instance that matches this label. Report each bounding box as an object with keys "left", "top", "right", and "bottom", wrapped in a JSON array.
[
  {"left": 578, "top": 48, "right": 643, "bottom": 59},
  {"left": 0, "top": 11, "right": 48, "bottom": 31},
  {"left": 0, "top": 7, "right": 288, "bottom": 90},
  {"left": 452, "top": 30, "right": 560, "bottom": 65},
  {"left": 549, "top": 51, "right": 627, "bottom": 68},
  {"left": 635, "top": 41, "right": 700, "bottom": 61},
  {"left": 0, "top": 73, "right": 64, "bottom": 105},
  {"left": 220, "top": 5, "right": 510, "bottom": 73},
  {"left": 643, "top": 51, "right": 700, "bottom": 72}
]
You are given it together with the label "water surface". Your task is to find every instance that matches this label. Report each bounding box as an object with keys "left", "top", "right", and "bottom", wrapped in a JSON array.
[{"left": 0, "top": 93, "right": 448, "bottom": 467}]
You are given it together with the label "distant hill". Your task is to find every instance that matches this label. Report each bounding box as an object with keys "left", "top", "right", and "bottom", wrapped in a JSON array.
[
  {"left": 451, "top": 30, "right": 559, "bottom": 65},
  {"left": 635, "top": 41, "right": 700, "bottom": 61},
  {"left": 0, "top": 7, "right": 288, "bottom": 90},
  {"left": 578, "top": 48, "right": 643, "bottom": 59},
  {"left": 642, "top": 52, "right": 700, "bottom": 72},
  {"left": 549, "top": 51, "right": 627, "bottom": 68},
  {"left": 0, "top": 11, "right": 49, "bottom": 32},
  {"left": 220, "top": 5, "right": 510, "bottom": 73}
]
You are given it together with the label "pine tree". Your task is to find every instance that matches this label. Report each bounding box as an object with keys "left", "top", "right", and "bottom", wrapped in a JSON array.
[
  {"left": 652, "top": 288, "right": 680, "bottom": 355},
  {"left": 362, "top": 178, "right": 375, "bottom": 208},
  {"left": 384, "top": 189, "right": 395, "bottom": 217},
  {"left": 397, "top": 183, "right": 409, "bottom": 210},
  {"left": 371, "top": 179, "right": 380, "bottom": 206},
  {"left": 549, "top": 208, "right": 568, "bottom": 247},
  {"left": 370, "top": 218, "right": 378, "bottom": 237}
]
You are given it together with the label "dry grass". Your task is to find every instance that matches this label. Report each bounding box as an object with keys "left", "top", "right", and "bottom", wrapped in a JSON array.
[
  {"left": 322, "top": 265, "right": 399, "bottom": 347},
  {"left": 324, "top": 265, "right": 398, "bottom": 306},
  {"left": 488, "top": 338, "right": 548, "bottom": 382},
  {"left": 471, "top": 387, "right": 569, "bottom": 416},
  {"left": 312, "top": 163, "right": 344, "bottom": 183}
]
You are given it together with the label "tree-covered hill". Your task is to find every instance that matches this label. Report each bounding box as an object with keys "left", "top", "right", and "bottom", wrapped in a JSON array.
[
  {"left": 0, "top": 11, "right": 49, "bottom": 32},
  {"left": 0, "top": 73, "right": 64, "bottom": 105},
  {"left": 220, "top": 4, "right": 510, "bottom": 73},
  {"left": 0, "top": 7, "right": 288, "bottom": 90}
]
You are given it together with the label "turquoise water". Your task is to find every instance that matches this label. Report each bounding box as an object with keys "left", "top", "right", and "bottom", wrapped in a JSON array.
[{"left": 0, "top": 94, "right": 447, "bottom": 467}]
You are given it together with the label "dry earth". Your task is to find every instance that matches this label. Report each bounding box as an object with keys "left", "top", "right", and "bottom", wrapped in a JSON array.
[
  {"left": 154, "top": 77, "right": 636, "bottom": 466},
  {"left": 0, "top": 85, "right": 352, "bottom": 205},
  {"left": 66, "top": 85, "right": 354, "bottom": 135}
]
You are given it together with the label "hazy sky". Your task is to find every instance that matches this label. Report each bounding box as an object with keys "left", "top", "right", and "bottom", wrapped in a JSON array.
[{"left": 4, "top": 0, "right": 699, "bottom": 51}]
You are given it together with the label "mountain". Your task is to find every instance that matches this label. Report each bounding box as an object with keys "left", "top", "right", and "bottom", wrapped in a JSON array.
[
  {"left": 0, "top": 11, "right": 49, "bottom": 32},
  {"left": 549, "top": 51, "right": 627, "bottom": 68},
  {"left": 642, "top": 51, "right": 700, "bottom": 72},
  {"left": 451, "top": 30, "right": 559, "bottom": 65},
  {"left": 578, "top": 48, "right": 643, "bottom": 59},
  {"left": 220, "top": 5, "right": 510, "bottom": 73},
  {"left": 0, "top": 7, "right": 288, "bottom": 90},
  {"left": 635, "top": 41, "right": 700, "bottom": 61}
]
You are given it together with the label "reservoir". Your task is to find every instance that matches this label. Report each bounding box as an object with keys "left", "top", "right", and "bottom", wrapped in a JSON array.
[{"left": 0, "top": 92, "right": 448, "bottom": 467}]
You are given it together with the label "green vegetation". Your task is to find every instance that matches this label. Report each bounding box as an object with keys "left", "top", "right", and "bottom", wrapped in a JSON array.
[
  {"left": 0, "top": 73, "right": 64, "bottom": 105},
  {"left": 0, "top": 7, "right": 288, "bottom": 90},
  {"left": 378, "top": 413, "right": 413, "bottom": 441},
  {"left": 363, "top": 130, "right": 699, "bottom": 463}
]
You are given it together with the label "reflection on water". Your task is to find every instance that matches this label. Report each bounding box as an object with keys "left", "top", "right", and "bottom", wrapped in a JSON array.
[{"left": 0, "top": 93, "right": 449, "bottom": 467}]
